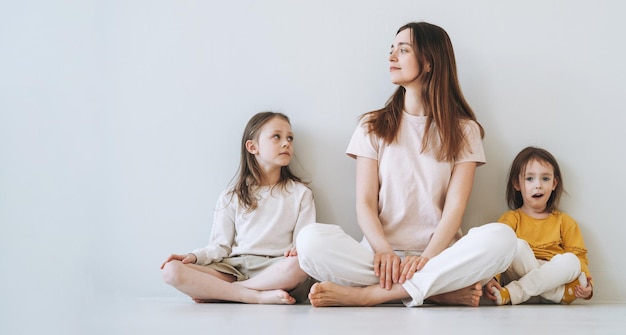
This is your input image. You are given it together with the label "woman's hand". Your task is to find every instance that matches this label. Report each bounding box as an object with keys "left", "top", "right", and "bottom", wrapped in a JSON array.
[
  {"left": 374, "top": 252, "right": 401, "bottom": 289},
  {"left": 160, "top": 253, "right": 197, "bottom": 269},
  {"left": 398, "top": 256, "right": 429, "bottom": 283}
]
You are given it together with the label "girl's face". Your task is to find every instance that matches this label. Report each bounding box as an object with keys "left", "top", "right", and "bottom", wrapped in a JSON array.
[
  {"left": 246, "top": 117, "right": 294, "bottom": 172},
  {"left": 516, "top": 159, "right": 558, "bottom": 215},
  {"left": 389, "top": 28, "right": 421, "bottom": 87}
]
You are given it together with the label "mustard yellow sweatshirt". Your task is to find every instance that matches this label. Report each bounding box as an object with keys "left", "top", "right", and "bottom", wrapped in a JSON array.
[{"left": 498, "top": 209, "right": 591, "bottom": 284}]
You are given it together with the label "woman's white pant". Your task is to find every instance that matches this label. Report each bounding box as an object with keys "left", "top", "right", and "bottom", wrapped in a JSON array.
[
  {"left": 503, "top": 238, "right": 581, "bottom": 304},
  {"left": 297, "top": 222, "right": 517, "bottom": 307}
]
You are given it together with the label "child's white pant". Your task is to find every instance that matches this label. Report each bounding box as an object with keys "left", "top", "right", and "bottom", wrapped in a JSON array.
[
  {"left": 297, "top": 222, "right": 517, "bottom": 307},
  {"left": 504, "top": 238, "right": 581, "bottom": 304}
]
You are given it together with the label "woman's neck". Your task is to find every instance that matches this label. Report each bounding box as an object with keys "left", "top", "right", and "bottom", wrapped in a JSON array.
[{"left": 403, "top": 86, "right": 426, "bottom": 116}]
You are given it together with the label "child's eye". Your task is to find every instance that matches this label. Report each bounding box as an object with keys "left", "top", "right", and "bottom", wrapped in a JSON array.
[
  {"left": 287, "top": 136, "right": 294, "bottom": 142},
  {"left": 543, "top": 177, "right": 551, "bottom": 182},
  {"left": 525, "top": 177, "right": 533, "bottom": 182},
  {"left": 400, "top": 48, "right": 408, "bottom": 53}
]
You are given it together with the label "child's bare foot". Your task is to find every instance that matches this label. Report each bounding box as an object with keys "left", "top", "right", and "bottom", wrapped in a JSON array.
[
  {"left": 255, "top": 289, "right": 297, "bottom": 305},
  {"left": 192, "top": 298, "right": 222, "bottom": 303},
  {"left": 192, "top": 290, "right": 296, "bottom": 305},
  {"left": 427, "top": 282, "right": 483, "bottom": 306},
  {"left": 309, "top": 282, "right": 371, "bottom": 307}
]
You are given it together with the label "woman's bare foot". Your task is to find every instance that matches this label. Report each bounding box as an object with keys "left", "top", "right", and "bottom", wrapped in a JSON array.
[
  {"left": 427, "top": 282, "right": 483, "bottom": 306},
  {"left": 308, "top": 282, "right": 371, "bottom": 307}
]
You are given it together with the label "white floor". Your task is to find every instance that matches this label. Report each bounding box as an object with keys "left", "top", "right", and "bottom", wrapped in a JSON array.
[{"left": 9, "top": 298, "right": 623, "bottom": 335}]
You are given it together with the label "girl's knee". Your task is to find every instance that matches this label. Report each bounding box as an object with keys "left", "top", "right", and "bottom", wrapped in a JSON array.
[
  {"left": 280, "top": 256, "right": 309, "bottom": 279},
  {"left": 161, "top": 260, "right": 184, "bottom": 286},
  {"left": 552, "top": 252, "right": 581, "bottom": 272},
  {"left": 516, "top": 238, "right": 531, "bottom": 250}
]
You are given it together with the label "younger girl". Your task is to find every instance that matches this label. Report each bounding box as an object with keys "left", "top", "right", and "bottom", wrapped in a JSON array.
[
  {"left": 161, "top": 111, "right": 315, "bottom": 304},
  {"left": 486, "top": 146, "right": 593, "bottom": 305}
]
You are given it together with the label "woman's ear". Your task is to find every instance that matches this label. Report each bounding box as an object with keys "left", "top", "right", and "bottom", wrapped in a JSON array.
[{"left": 245, "top": 140, "right": 258, "bottom": 154}]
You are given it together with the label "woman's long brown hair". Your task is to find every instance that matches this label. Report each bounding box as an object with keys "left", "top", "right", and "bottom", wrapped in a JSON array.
[{"left": 362, "top": 22, "right": 484, "bottom": 161}]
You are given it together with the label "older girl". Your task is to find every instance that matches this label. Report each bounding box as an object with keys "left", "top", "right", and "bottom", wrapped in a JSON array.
[{"left": 161, "top": 111, "right": 315, "bottom": 304}]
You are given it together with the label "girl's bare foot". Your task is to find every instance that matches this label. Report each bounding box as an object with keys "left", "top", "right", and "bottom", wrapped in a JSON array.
[
  {"left": 255, "top": 289, "right": 297, "bottom": 305},
  {"left": 192, "top": 290, "right": 296, "bottom": 305},
  {"left": 427, "top": 282, "right": 483, "bottom": 306},
  {"left": 192, "top": 298, "right": 222, "bottom": 303}
]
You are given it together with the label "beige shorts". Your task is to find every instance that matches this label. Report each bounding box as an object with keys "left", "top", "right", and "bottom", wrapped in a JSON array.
[
  {"left": 206, "top": 255, "right": 315, "bottom": 303},
  {"left": 207, "top": 255, "right": 283, "bottom": 281}
]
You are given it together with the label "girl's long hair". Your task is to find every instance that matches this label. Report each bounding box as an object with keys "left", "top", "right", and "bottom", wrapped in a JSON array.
[
  {"left": 505, "top": 146, "right": 564, "bottom": 213},
  {"left": 231, "top": 111, "right": 304, "bottom": 211},
  {"left": 362, "top": 21, "right": 484, "bottom": 161}
]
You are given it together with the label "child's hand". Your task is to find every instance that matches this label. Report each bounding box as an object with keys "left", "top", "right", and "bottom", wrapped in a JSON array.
[
  {"left": 284, "top": 247, "right": 298, "bottom": 257},
  {"left": 483, "top": 277, "right": 502, "bottom": 301},
  {"left": 575, "top": 275, "right": 593, "bottom": 300},
  {"left": 160, "top": 253, "right": 197, "bottom": 269}
]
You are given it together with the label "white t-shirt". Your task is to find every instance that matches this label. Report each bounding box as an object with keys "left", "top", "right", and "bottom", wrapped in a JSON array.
[
  {"left": 346, "top": 112, "right": 485, "bottom": 252},
  {"left": 192, "top": 180, "right": 316, "bottom": 265}
]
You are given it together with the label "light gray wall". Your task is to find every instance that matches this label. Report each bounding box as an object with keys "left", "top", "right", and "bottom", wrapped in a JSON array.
[{"left": 1, "top": 0, "right": 625, "bottom": 317}]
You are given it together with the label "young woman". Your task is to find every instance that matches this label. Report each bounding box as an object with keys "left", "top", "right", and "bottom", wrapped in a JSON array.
[
  {"left": 296, "top": 22, "right": 516, "bottom": 307},
  {"left": 161, "top": 111, "right": 315, "bottom": 304}
]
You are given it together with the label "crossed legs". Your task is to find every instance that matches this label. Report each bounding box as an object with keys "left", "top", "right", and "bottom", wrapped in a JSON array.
[
  {"left": 161, "top": 256, "right": 309, "bottom": 304},
  {"left": 298, "top": 223, "right": 517, "bottom": 307}
]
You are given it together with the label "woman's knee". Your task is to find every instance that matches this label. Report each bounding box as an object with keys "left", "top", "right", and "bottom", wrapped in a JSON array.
[
  {"left": 296, "top": 223, "right": 335, "bottom": 259},
  {"left": 471, "top": 223, "right": 517, "bottom": 251},
  {"left": 465, "top": 223, "right": 518, "bottom": 269}
]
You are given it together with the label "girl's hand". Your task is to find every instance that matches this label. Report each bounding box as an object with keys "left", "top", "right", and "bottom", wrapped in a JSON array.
[
  {"left": 398, "top": 256, "right": 429, "bottom": 283},
  {"left": 575, "top": 275, "right": 593, "bottom": 299},
  {"left": 374, "top": 252, "right": 401, "bottom": 289},
  {"left": 160, "top": 253, "right": 197, "bottom": 269},
  {"left": 483, "top": 277, "right": 502, "bottom": 301},
  {"left": 284, "top": 247, "right": 298, "bottom": 257}
]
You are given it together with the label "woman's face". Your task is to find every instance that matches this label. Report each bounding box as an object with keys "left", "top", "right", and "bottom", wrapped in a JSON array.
[{"left": 389, "top": 28, "right": 421, "bottom": 87}]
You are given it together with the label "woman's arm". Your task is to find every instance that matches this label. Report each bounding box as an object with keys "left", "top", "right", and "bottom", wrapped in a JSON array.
[
  {"left": 355, "top": 156, "right": 400, "bottom": 289},
  {"left": 422, "top": 161, "right": 477, "bottom": 260}
]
